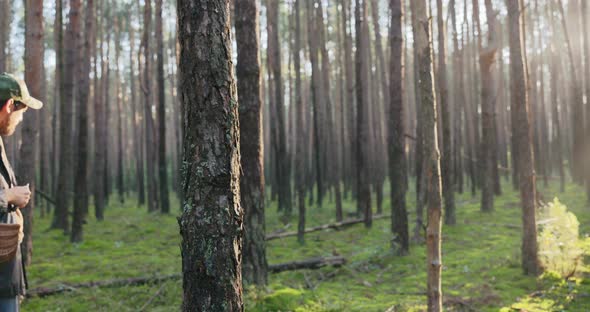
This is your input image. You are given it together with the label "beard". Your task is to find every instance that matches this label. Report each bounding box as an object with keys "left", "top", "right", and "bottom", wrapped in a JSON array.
[{"left": 0, "top": 118, "right": 15, "bottom": 136}]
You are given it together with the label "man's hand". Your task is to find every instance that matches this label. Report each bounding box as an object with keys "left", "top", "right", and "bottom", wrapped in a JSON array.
[{"left": 6, "top": 184, "right": 31, "bottom": 209}]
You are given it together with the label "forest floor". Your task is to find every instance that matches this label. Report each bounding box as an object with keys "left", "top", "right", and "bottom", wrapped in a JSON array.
[{"left": 21, "top": 179, "right": 590, "bottom": 311}]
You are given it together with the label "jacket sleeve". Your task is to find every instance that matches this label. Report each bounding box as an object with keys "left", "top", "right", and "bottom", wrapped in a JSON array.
[{"left": 0, "top": 190, "right": 9, "bottom": 213}]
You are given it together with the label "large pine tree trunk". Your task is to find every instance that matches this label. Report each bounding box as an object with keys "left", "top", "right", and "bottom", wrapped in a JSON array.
[
  {"left": 389, "top": 0, "right": 409, "bottom": 255},
  {"left": 52, "top": 0, "right": 80, "bottom": 233},
  {"left": 412, "top": 0, "right": 443, "bottom": 310},
  {"left": 155, "top": 0, "right": 170, "bottom": 213},
  {"left": 71, "top": 0, "right": 94, "bottom": 243},
  {"left": 235, "top": 0, "right": 267, "bottom": 286},
  {"left": 507, "top": 0, "right": 540, "bottom": 276},
  {"left": 20, "top": 0, "right": 44, "bottom": 264},
  {"left": 178, "top": 1, "right": 244, "bottom": 310}
]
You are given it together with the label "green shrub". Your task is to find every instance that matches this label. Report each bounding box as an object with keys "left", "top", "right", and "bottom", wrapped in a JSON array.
[{"left": 537, "top": 198, "right": 583, "bottom": 278}]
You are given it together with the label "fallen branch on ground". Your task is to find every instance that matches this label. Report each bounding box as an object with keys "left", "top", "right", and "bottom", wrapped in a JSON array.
[
  {"left": 27, "top": 274, "right": 180, "bottom": 298},
  {"left": 27, "top": 256, "right": 346, "bottom": 298},
  {"left": 269, "top": 256, "right": 346, "bottom": 273},
  {"left": 468, "top": 223, "right": 520, "bottom": 229},
  {"left": 266, "top": 214, "right": 390, "bottom": 241}
]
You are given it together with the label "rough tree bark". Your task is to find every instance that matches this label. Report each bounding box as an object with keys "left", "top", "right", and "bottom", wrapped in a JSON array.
[
  {"left": 389, "top": 0, "right": 409, "bottom": 255},
  {"left": 178, "top": 0, "right": 244, "bottom": 310},
  {"left": 507, "top": 0, "right": 540, "bottom": 276},
  {"left": 412, "top": 0, "right": 443, "bottom": 310},
  {"left": 235, "top": 0, "right": 267, "bottom": 286}
]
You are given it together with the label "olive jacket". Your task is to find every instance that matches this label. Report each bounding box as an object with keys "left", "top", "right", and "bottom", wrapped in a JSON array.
[{"left": 0, "top": 137, "right": 26, "bottom": 298}]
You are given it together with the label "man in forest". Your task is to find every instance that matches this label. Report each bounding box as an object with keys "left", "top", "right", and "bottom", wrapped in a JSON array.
[{"left": 0, "top": 73, "right": 42, "bottom": 311}]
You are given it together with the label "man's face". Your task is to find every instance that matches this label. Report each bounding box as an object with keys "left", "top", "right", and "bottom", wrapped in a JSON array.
[{"left": 0, "top": 100, "right": 27, "bottom": 136}]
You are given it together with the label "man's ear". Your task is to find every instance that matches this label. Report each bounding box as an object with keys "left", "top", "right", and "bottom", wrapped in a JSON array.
[{"left": 2, "top": 99, "right": 13, "bottom": 114}]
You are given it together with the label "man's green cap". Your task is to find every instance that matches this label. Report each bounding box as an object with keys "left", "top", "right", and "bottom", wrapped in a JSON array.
[{"left": 0, "top": 73, "right": 43, "bottom": 109}]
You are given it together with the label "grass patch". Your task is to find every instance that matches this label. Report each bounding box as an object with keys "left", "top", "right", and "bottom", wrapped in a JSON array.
[{"left": 21, "top": 180, "right": 590, "bottom": 311}]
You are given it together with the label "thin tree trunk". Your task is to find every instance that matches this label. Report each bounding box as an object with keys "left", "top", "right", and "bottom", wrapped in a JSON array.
[
  {"left": 581, "top": 0, "right": 590, "bottom": 199},
  {"left": 507, "top": 0, "right": 540, "bottom": 276},
  {"left": 236, "top": 0, "right": 268, "bottom": 286},
  {"left": 556, "top": 0, "right": 584, "bottom": 185},
  {"left": 71, "top": 0, "right": 94, "bottom": 243},
  {"left": 114, "top": 9, "right": 125, "bottom": 205},
  {"left": 93, "top": 0, "right": 106, "bottom": 221},
  {"left": 355, "top": 0, "right": 372, "bottom": 228},
  {"left": 52, "top": 0, "right": 62, "bottom": 202},
  {"left": 20, "top": 0, "right": 44, "bottom": 262},
  {"left": 315, "top": 0, "right": 340, "bottom": 217},
  {"left": 305, "top": 0, "right": 324, "bottom": 209},
  {"left": 294, "top": 0, "right": 307, "bottom": 243},
  {"left": 0, "top": 0, "right": 10, "bottom": 73},
  {"left": 129, "top": 20, "right": 145, "bottom": 207},
  {"left": 389, "top": 0, "right": 409, "bottom": 255},
  {"left": 548, "top": 9, "right": 565, "bottom": 193},
  {"left": 479, "top": 0, "right": 498, "bottom": 212},
  {"left": 436, "top": 0, "right": 455, "bottom": 223},
  {"left": 413, "top": 0, "right": 443, "bottom": 309},
  {"left": 155, "top": 0, "right": 169, "bottom": 213},
  {"left": 52, "top": 0, "right": 80, "bottom": 233},
  {"left": 143, "top": 0, "right": 158, "bottom": 213},
  {"left": 267, "top": 0, "right": 292, "bottom": 215}
]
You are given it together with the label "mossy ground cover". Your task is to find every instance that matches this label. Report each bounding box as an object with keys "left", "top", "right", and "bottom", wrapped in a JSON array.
[{"left": 21, "top": 180, "right": 590, "bottom": 311}]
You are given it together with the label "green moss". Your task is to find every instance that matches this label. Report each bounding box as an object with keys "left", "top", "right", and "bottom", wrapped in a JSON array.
[{"left": 21, "top": 181, "right": 590, "bottom": 311}]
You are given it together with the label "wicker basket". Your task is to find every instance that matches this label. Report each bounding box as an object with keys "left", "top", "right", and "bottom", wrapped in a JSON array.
[{"left": 0, "top": 223, "right": 20, "bottom": 263}]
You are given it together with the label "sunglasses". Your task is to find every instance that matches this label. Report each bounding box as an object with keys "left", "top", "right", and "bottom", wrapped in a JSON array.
[{"left": 13, "top": 101, "right": 27, "bottom": 111}]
